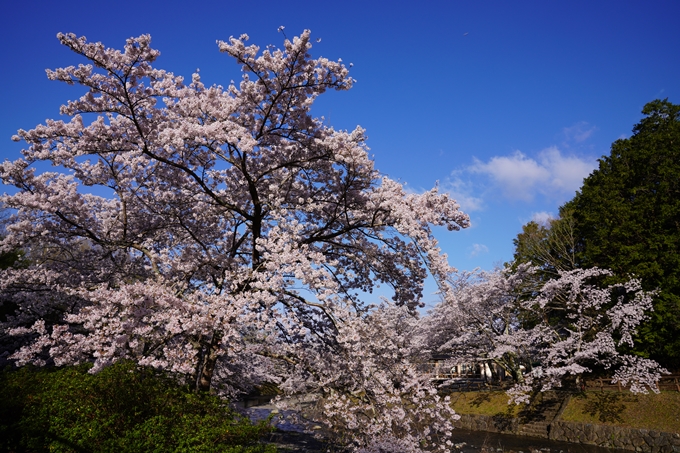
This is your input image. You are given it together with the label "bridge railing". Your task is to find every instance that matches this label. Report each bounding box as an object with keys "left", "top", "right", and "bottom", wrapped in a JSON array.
[
  {"left": 417, "top": 361, "right": 680, "bottom": 393},
  {"left": 584, "top": 374, "right": 680, "bottom": 392}
]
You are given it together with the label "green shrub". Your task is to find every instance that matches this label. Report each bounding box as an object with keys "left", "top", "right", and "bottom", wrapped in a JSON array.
[{"left": 0, "top": 362, "right": 276, "bottom": 453}]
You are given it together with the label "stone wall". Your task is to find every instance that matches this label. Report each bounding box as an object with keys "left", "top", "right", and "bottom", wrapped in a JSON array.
[
  {"left": 550, "top": 421, "right": 680, "bottom": 453},
  {"left": 453, "top": 413, "right": 519, "bottom": 434},
  {"left": 453, "top": 413, "right": 680, "bottom": 452}
]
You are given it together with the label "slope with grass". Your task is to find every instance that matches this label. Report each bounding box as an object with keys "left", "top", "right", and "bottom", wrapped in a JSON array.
[
  {"left": 450, "top": 390, "right": 680, "bottom": 434},
  {"left": 560, "top": 391, "right": 680, "bottom": 433}
]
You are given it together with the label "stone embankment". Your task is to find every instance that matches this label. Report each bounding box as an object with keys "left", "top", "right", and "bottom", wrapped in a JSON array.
[
  {"left": 453, "top": 410, "right": 680, "bottom": 452},
  {"left": 550, "top": 421, "right": 680, "bottom": 453}
]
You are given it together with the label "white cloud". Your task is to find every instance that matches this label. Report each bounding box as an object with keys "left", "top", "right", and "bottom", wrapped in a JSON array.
[
  {"left": 530, "top": 211, "right": 554, "bottom": 225},
  {"left": 404, "top": 179, "right": 483, "bottom": 213},
  {"left": 468, "top": 243, "right": 489, "bottom": 257},
  {"left": 539, "top": 147, "right": 595, "bottom": 194},
  {"left": 563, "top": 121, "right": 597, "bottom": 143},
  {"left": 469, "top": 151, "right": 549, "bottom": 202},
  {"left": 468, "top": 147, "right": 596, "bottom": 202},
  {"left": 441, "top": 175, "right": 484, "bottom": 212}
]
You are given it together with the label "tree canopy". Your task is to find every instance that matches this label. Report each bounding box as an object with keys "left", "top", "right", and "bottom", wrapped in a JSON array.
[
  {"left": 513, "top": 99, "right": 680, "bottom": 370},
  {"left": 0, "top": 31, "right": 467, "bottom": 452},
  {"left": 564, "top": 99, "right": 680, "bottom": 369}
]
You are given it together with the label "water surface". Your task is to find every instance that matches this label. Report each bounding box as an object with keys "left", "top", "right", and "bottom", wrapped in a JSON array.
[{"left": 241, "top": 403, "right": 624, "bottom": 452}]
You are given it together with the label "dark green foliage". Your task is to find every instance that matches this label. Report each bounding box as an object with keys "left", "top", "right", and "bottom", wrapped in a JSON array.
[
  {"left": 0, "top": 240, "right": 26, "bottom": 363},
  {"left": 0, "top": 362, "right": 276, "bottom": 453},
  {"left": 563, "top": 99, "right": 680, "bottom": 370},
  {"left": 0, "top": 248, "right": 22, "bottom": 270},
  {"left": 0, "top": 208, "right": 23, "bottom": 271},
  {"left": 510, "top": 99, "right": 680, "bottom": 370}
]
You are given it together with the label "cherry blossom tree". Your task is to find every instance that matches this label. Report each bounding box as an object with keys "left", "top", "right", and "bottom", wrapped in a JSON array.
[
  {"left": 418, "top": 266, "right": 534, "bottom": 386},
  {"left": 420, "top": 266, "right": 667, "bottom": 404},
  {"left": 0, "top": 30, "right": 468, "bottom": 451},
  {"left": 279, "top": 302, "right": 457, "bottom": 452}
]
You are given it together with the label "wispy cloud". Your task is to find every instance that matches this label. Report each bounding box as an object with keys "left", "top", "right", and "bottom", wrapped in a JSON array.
[
  {"left": 469, "top": 151, "right": 548, "bottom": 202},
  {"left": 441, "top": 175, "right": 484, "bottom": 212},
  {"left": 530, "top": 211, "right": 554, "bottom": 225},
  {"left": 563, "top": 121, "right": 597, "bottom": 143},
  {"left": 468, "top": 243, "right": 489, "bottom": 257},
  {"left": 467, "top": 147, "right": 596, "bottom": 202}
]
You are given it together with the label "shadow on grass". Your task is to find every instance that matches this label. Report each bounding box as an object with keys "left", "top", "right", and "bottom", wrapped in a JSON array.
[
  {"left": 577, "top": 391, "right": 637, "bottom": 423},
  {"left": 517, "top": 391, "right": 567, "bottom": 425},
  {"left": 470, "top": 392, "right": 492, "bottom": 407}
]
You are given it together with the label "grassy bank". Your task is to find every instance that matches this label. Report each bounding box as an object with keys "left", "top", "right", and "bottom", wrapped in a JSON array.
[
  {"left": 448, "top": 391, "right": 520, "bottom": 417},
  {"left": 561, "top": 391, "right": 680, "bottom": 432},
  {"left": 449, "top": 390, "right": 680, "bottom": 433}
]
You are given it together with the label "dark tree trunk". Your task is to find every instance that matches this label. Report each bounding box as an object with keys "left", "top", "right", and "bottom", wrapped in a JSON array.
[{"left": 195, "top": 331, "right": 222, "bottom": 392}]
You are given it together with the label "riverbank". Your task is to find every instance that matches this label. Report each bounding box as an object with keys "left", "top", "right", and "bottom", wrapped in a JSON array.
[
  {"left": 264, "top": 428, "right": 632, "bottom": 453},
  {"left": 449, "top": 390, "right": 680, "bottom": 452},
  {"left": 242, "top": 390, "right": 680, "bottom": 452}
]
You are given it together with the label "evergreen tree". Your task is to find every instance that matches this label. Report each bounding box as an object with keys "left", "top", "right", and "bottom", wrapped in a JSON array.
[{"left": 563, "top": 99, "right": 680, "bottom": 369}]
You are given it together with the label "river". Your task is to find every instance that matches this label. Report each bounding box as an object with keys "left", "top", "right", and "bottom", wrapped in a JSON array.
[
  {"left": 241, "top": 404, "right": 624, "bottom": 453},
  {"left": 447, "top": 429, "right": 623, "bottom": 453}
]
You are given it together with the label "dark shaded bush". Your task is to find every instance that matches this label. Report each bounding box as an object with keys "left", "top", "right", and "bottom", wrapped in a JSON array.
[{"left": 0, "top": 362, "right": 276, "bottom": 453}]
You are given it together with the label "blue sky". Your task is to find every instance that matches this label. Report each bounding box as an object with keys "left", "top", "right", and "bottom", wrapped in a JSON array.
[{"left": 1, "top": 0, "right": 679, "bottom": 305}]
